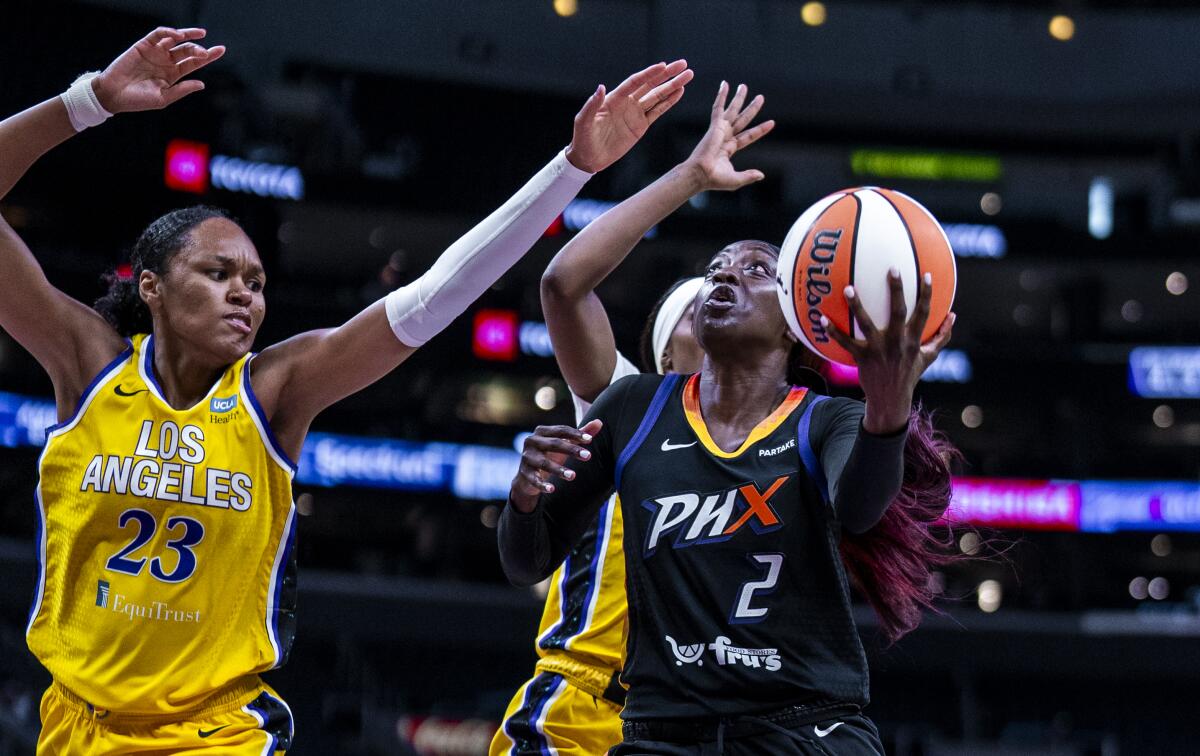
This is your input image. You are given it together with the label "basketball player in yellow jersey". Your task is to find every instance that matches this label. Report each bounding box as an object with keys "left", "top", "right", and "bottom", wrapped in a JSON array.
[
  {"left": 0, "top": 27, "right": 692, "bottom": 753},
  {"left": 491, "top": 81, "right": 779, "bottom": 755}
]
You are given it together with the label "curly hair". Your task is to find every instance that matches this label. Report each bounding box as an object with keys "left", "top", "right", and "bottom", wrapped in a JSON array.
[{"left": 94, "top": 206, "right": 235, "bottom": 335}]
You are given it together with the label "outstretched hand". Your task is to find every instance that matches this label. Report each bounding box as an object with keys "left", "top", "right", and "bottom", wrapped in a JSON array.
[
  {"left": 685, "top": 81, "right": 775, "bottom": 191},
  {"left": 821, "top": 270, "right": 955, "bottom": 434},
  {"left": 91, "top": 27, "right": 226, "bottom": 114},
  {"left": 565, "top": 61, "right": 693, "bottom": 174}
]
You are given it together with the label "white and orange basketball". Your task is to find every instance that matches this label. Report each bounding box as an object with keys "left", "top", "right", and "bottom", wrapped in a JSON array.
[{"left": 775, "top": 187, "right": 956, "bottom": 366}]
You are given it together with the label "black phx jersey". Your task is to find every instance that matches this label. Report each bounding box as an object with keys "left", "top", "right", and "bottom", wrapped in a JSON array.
[{"left": 612, "top": 373, "right": 868, "bottom": 720}]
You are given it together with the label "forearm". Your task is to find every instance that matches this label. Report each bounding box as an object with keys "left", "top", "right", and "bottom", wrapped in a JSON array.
[
  {"left": 499, "top": 482, "right": 612, "bottom": 586},
  {"left": 0, "top": 98, "right": 78, "bottom": 200},
  {"left": 833, "top": 423, "right": 908, "bottom": 533},
  {"left": 497, "top": 501, "right": 562, "bottom": 587},
  {"left": 385, "top": 150, "right": 591, "bottom": 347},
  {"left": 541, "top": 161, "right": 705, "bottom": 301}
]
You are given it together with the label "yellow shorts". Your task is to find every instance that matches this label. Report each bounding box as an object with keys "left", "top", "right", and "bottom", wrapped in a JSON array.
[
  {"left": 490, "top": 664, "right": 623, "bottom": 756},
  {"left": 37, "top": 677, "right": 293, "bottom": 755}
]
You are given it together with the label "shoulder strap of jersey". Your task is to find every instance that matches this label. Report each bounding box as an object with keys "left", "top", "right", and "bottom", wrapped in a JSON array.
[
  {"left": 614, "top": 373, "right": 683, "bottom": 489},
  {"left": 797, "top": 394, "right": 831, "bottom": 505}
]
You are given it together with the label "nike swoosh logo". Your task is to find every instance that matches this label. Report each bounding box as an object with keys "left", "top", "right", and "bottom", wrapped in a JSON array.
[
  {"left": 198, "top": 725, "right": 231, "bottom": 738},
  {"left": 660, "top": 439, "right": 697, "bottom": 452},
  {"left": 113, "top": 385, "right": 147, "bottom": 397},
  {"left": 814, "top": 722, "right": 844, "bottom": 738}
]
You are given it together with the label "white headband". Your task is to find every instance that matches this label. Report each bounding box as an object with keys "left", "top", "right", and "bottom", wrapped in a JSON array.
[{"left": 651, "top": 277, "right": 704, "bottom": 374}]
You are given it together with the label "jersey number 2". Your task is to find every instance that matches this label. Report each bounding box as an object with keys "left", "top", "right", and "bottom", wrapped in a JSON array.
[
  {"left": 730, "top": 553, "right": 784, "bottom": 624},
  {"left": 105, "top": 509, "right": 205, "bottom": 583}
]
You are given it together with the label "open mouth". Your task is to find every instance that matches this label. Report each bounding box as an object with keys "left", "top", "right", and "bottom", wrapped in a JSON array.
[
  {"left": 703, "top": 284, "right": 737, "bottom": 312},
  {"left": 223, "top": 312, "right": 252, "bottom": 334}
]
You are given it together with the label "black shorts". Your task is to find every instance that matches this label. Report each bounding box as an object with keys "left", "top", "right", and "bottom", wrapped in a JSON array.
[{"left": 611, "top": 712, "right": 884, "bottom": 755}]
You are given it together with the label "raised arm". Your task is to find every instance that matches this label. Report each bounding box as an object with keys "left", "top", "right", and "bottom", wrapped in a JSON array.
[
  {"left": 0, "top": 28, "right": 223, "bottom": 416},
  {"left": 251, "top": 61, "right": 694, "bottom": 456},
  {"left": 541, "top": 82, "right": 774, "bottom": 401}
]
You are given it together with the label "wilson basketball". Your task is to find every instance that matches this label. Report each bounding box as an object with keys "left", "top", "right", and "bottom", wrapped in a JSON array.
[{"left": 775, "top": 187, "right": 956, "bottom": 366}]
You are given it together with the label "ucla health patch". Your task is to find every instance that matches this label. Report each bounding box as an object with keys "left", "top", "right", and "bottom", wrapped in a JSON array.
[{"left": 210, "top": 395, "right": 238, "bottom": 413}]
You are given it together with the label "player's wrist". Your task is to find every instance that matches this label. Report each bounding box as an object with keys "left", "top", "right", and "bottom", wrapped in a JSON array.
[{"left": 60, "top": 72, "right": 114, "bottom": 132}]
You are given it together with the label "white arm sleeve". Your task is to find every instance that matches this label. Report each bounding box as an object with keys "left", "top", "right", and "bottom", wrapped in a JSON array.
[
  {"left": 384, "top": 149, "right": 592, "bottom": 347},
  {"left": 571, "top": 351, "right": 640, "bottom": 423}
]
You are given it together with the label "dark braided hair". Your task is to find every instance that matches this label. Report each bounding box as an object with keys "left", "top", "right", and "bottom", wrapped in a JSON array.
[{"left": 94, "top": 206, "right": 234, "bottom": 336}]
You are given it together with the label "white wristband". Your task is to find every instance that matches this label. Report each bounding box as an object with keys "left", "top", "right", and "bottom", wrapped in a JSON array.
[
  {"left": 384, "top": 148, "right": 591, "bottom": 347},
  {"left": 60, "top": 72, "right": 113, "bottom": 132}
]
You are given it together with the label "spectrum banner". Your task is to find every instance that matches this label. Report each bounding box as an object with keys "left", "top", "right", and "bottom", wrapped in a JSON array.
[
  {"left": 1078, "top": 480, "right": 1200, "bottom": 532},
  {"left": 2, "top": 390, "right": 1199, "bottom": 522}
]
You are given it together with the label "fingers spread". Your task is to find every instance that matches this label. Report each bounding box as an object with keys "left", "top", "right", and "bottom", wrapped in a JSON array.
[
  {"left": 645, "top": 86, "right": 686, "bottom": 125},
  {"left": 146, "top": 26, "right": 205, "bottom": 47},
  {"left": 844, "top": 285, "right": 878, "bottom": 338},
  {"left": 819, "top": 313, "right": 862, "bottom": 357},
  {"left": 730, "top": 93, "right": 764, "bottom": 133},
  {"left": 729, "top": 168, "right": 766, "bottom": 188},
  {"left": 711, "top": 80, "right": 730, "bottom": 118},
  {"left": 638, "top": 68, "right": 693, "bottom": 110},
  {"left": 723, "top": 83, "right": 748, "bottom": 119},
  {"left": 574, "top": 84, "right": 604, "bottom": 123},
  {"left": 923, "top": 311, "right": 955, "bottom": 355},
  {"left": 173, "top": 47, "right": 224, "bottom": 82},
  {"left": 612, "top": 61, "right": 668, "bottom": 99},
  {"left": 908, "top": 271, "right": 933, "bottom": 339},
  {"left": 733, "top": 119, "right": 774, "bottom": 151},
  {"left": 886, "top": 269, "right": 907, "bottom": 333},
  {"left": 160, "top": 79, "right": 205, "bottom": 106}
]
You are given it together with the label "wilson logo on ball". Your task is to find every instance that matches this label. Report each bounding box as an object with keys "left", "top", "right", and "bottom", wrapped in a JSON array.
[{"left": 776, "top": 187, "right": 956, "bottom": 366}]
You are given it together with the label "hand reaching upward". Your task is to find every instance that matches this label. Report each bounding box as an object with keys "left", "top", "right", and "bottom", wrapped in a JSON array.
[
  {"left": 565, "top": 60, "right": 694, "bottom": 173},
  {"left": 91, "top": 27, "right": 226, "bottom": 114},
  {"left": 685, "top": 81, "right": 775, "bottom": 191}
]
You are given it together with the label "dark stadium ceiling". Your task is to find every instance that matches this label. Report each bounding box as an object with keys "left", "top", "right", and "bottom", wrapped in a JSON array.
[{"left": 72, "top": 0, "right": 1200, "bottom": 143}]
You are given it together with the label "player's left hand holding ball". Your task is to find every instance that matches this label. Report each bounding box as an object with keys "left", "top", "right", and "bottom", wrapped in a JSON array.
[
  {"left": 91, "top": 27, "right": 226, "bottom": 114},
  {"left": 821, "top": 270, "right": 955, "bottom": 435}
]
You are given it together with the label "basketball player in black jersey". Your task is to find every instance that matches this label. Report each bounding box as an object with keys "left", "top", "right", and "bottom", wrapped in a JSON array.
[{"left": 499, "top": 231, "right": 954, "bottom": 752}]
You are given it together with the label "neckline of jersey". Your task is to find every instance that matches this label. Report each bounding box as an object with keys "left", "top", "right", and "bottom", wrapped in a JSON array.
[
  {"left": 138, "top": 334, "right": 230, "bottom": 413},
  {"left": 681, "top": 374, "right": 808, "bottom": 459}
]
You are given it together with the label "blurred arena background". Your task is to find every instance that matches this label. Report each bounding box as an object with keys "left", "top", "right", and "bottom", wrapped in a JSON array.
[{"left": 2, "top": 0, "right": 1200, "bottom": 753}]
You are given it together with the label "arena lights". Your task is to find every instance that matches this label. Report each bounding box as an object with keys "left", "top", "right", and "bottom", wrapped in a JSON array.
[
  {"left": 942, "top": 223, "right": 1006, "bottom": 259},
  {"left": 977, "top": 580, "right": 1002, "bottom": 613},
  {"left": 1128, "top": 347, "right": 1200, "bottom": 398},
  {"left": 849, "top": 149, "right": 1002, "bottom": 183},
  {"left": 2, "top": 389, "right": 1199, "bottom": 515},
  {"left": 472, "top": 309, "right": 519, "bottom": 362},
  {"left": 1166, "top": 272, "right": 1188, "bottom": 296},
  {"left": 164, "top": 139, "right": 209, "bottom": 194},
  {"left": 472, "top": 312, "right": 556, "bottom": 362},
  {"left": 1088, "top": 177, "right": 1114, "bottom": 240},
  {"left": 801, "top": 2, "right": 826, "bottom": 26},
  {"left": 163, "top": 141, "right": 304, "bottom": 200},
  {"left": 1048, "top": 14, "right": 1075, "bottom": 42},
  {"left": 979, "top": 192, "right": 1002, "bottom": 216}
]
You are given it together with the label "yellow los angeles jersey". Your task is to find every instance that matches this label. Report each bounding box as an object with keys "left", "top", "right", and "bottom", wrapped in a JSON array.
[
  {"left": 27, "top": 333, "right": 298, "bottom": 716},
  {"left": 534, "top": 494, "right": 627, "bottom": 673}
]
